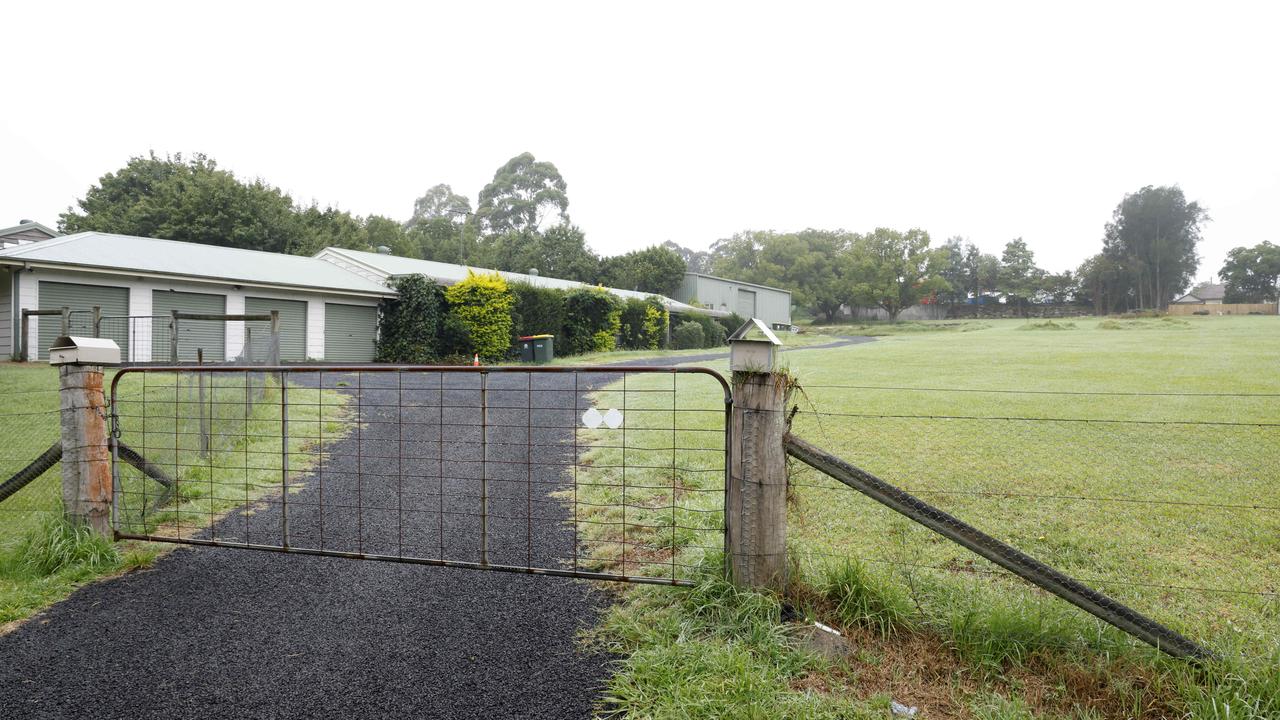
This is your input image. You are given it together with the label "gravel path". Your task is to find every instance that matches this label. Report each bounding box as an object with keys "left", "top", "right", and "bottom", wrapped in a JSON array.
[{"left": 0, "top": 336, "right": 871, "bottom": 719}]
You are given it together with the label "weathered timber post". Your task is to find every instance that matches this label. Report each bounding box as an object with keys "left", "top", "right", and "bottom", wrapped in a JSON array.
[
  {"left": 727, "top": 318, "right": 788, "bottom": 591},
  {"left": 50, "top": 336, "right": 122, "bottom": 538},
  {"left": 170, "top": 310, "right": 180, "bottom": 362},
  {"left": 197, "top": 348, "right": 210, "bottom": 455},
  {"left": 268, "top": 310, "right": 280, "bottom": 365}
]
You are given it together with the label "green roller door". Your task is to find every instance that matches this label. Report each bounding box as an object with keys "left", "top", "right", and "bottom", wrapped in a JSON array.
[
  {"left": 38, "top": 281, "right": 129, "bottom": 360},
  {"left": 152, "top": 290, "right": 226, "bottom": 362},
  {"left": 324, "top": 303, "right": 378, "bottom": 361},
  {"left": 245, "top": 297, "right": 307, "bottom": 361}
]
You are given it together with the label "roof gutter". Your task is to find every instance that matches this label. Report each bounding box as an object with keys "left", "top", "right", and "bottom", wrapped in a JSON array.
[{"left": 0, "top": 259, "right": 396, "bottom": 299}]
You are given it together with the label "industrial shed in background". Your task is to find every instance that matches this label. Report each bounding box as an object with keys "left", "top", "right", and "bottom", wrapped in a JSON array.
[{"left": 673, "top": 273, "right": 792, "bottom": 327}]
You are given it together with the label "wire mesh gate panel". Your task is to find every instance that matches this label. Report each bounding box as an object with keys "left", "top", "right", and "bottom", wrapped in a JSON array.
[{"left": 109, "top": 366, "right": 731, "bottom": 586}]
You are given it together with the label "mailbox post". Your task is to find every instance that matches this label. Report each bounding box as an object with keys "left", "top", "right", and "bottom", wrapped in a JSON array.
[{"left": 49, "top": 336, "right": 121, "bottom": 537}]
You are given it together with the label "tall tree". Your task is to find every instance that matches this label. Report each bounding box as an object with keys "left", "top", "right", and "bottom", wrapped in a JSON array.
[
  {"left": 487, "top": 224, "right": 599, "bottom": 282},
  {"left": 937, "top": 237, "right": 970, "bottom": 304},
  {"left": 1102, "top": 185, "right": 1208, "bottom": 310},
  {"left": 599, "top": 245, "right": 687, "bottom": 295},
  {"left": 60, "top": 152, "right": 306, "bottom": 253},
  {"left": 406, "top": 183, "right": 472, "bottom": 229},
  {"left": 1040, "top": 271, "right": 1078, "bottom": 304},
  {"left": 710, "top": 229, "right": 851, "bottom": 321},
  {"left": 1219, "top": 241, "right": 1280, "bottom": 303},
  {"left": 998, "top": 238, "right": 1045, "bottom": 314},
  {"left": 661, "top": 240, "right": 713, "bottom": 274},
  {"left": 409, "top": 216, "right": 477, "bottom": 264},
  {"left": 476, "top": 152, "right": 569, "bottom": 235},
  {"left": 846, "top": 228, "right": 947, "bottom": 322},
  {"left": 1076, "top": 253, "right": 1121, "bottom": 314}
]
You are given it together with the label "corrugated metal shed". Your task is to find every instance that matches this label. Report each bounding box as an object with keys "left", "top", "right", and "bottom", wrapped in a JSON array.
[
  {"left": 674, "top": 273, "right": 792, "bottom": 326},
  {"left": 0, "top": 233, "right": 393, "bottom": 297},
  {"left": 315, "top": 247, "right": 719, "bottom": 316}
]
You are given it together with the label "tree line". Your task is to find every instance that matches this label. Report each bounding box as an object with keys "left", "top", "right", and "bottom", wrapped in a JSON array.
[
  {"left": 59, "top": 152, "right": 689, "bottom": 297},
  {"left": 59, "top": 156, "right": 1274, "bottom": 317},
  {"left": 706, "top": 186, "right": 1266, "bottom": 320}
]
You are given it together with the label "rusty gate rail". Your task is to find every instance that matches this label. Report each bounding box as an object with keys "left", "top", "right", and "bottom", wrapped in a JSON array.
[{"left": 108, "top": 364, "right": 731, "bottom": 587}]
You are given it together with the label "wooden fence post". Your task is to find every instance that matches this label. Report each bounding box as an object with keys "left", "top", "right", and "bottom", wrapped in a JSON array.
[
  {"left": 58, "top": 363, "right": 113, "bottom": 536},
  {"left": 728, "top": 371, "right": 789, "bottom": 592},
  {"left": 170, "top": 310, "right": 180, "bottom": 362}
]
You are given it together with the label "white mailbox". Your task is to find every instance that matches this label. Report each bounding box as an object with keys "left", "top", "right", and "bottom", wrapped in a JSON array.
[
  {"left": 48, "top": 336, "right": 122, "bottom": 366},
  {"left": 728, "top": 318, "right": 782, "bottom": 372}
]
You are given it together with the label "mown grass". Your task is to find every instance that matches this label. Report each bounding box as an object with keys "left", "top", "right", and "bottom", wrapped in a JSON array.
[
  {"left": 0, "top": 364, "right": 349, "bottom": 626},
  {"left": 573, "top": 316, "right": 1280, "bottom": 718}
]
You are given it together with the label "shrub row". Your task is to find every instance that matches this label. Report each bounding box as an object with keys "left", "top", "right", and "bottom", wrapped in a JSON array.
[{"left": 378, "top": 273, "right": 724, "bottom": 362}]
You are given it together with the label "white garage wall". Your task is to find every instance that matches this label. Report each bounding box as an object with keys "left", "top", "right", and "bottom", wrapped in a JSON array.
[{"left": 17, "top": 268, "right": 379, "bottom": 362}]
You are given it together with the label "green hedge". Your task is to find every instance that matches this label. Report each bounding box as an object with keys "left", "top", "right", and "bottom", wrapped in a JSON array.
[
  {"left": 444, "top": 271, "right": 515, "bottom": 361},
  {"left": 619, "top": 297, "right": 669, "bottom": 350},
  {"left": 562, "top": 288, "right": 622, "bottom": 355},
  {"left": 716, "top": 312, "right": 748, "bottom": 337},
  {"left": 375, "top": 274, "right": 444, "bottom": 362},
  {"left": 688, "top": 314, "right": 727, "bottom": 348},
  {"left": 672, "top": 321, "right": 705, "bottom": 350},
  {"left": 511, "top": 282, "right": 567, "bottom": 341},
  {"left": 375, "top": 274, "right": 692, "bottom": 361}
]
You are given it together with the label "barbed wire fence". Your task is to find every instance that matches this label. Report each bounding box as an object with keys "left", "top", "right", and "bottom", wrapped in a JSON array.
[{"left": 783, "top": 383, "right": 1279, "bottom": 657}]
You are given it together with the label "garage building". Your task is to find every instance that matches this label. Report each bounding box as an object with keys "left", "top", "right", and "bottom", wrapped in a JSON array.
[{"left": 0, "top": 232, "right": 392, "bottom": 362}]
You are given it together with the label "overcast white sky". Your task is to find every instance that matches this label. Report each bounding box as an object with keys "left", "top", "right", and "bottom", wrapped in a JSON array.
[{"left": 3, "top": 1, "right": 1276, "bottom": 277}]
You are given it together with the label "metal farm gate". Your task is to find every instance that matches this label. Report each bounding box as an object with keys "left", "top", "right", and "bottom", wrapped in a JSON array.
[{"left": 108, "top": 365, "right": 731, "bottom": 586}]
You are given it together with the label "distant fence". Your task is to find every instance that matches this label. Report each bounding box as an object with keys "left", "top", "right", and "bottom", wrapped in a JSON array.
[{"left": 1166, "top": 302, "right": 1278, "bottom": 316}]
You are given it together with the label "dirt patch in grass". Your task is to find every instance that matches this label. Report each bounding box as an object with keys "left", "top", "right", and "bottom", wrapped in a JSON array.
[{"left": 787, "top": 583, "right": 1187, "bottom": 719}]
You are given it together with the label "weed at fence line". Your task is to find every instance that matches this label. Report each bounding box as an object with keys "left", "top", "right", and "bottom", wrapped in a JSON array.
[{"left": 11, "top": 515, "right": 118, "bottom": 576}]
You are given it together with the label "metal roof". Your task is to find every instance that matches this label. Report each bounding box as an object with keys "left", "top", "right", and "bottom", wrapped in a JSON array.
[
  {"left": 318, "top": 247, "right": 719, "bottom": 315},
  {"left": 683, "top": 272, "right": 792, "bottom": 296},
  {"left": 0, "top": 220, "right": 59, "bottom": 239},
  {"left": 0, "top": 232, "right": 394, "bottom": 297}
]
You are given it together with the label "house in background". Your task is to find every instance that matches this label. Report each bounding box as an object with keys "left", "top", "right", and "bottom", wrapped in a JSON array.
[
  {"left": 672, "top": 273, "right": 792, "bottom": 328},
  {"left": 1171, "top": 283, "right": 1226, "bottom": 305},
  {"left": 0, "top": 220, "right": 59, "bottom": 250},
  {"left": 0, "top": 232, "right": 392, "bottom": 362}
]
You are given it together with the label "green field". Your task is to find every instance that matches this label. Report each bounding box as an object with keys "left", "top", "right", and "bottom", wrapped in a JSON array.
[{"left": 577, "top": 316, "right": 1280, "bottom": 719}]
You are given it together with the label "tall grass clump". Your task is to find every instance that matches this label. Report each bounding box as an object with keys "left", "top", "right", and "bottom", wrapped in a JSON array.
[
  {"left": 11, "top": 516, "right": 119, "bottom": 576},
  {"left": 818, "top": 559, "right": 915, "bottom": 638}
]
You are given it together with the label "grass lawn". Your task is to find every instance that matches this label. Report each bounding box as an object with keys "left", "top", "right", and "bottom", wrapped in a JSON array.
[
  {"left": 575, "top": 316, "right": 1280, "bottom": 719},
  {"left": 0, "top": 363, "right": 349, "bottom": 627}
]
